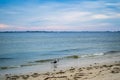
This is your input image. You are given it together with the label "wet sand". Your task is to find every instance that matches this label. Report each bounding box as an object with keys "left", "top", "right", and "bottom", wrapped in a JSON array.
[{"left": 1, "top": 61, "right": 120, "bottom": 80}]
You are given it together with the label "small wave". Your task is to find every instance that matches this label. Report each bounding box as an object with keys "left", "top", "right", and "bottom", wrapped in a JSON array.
[
  {"left": 0, "top": 58, "right": 14, "bottom": 61},
  {"left": 53, "top": 48, "right": 81, "bottom": 53},
  {"left": 34, "top": 59, "right": 55, "bottom": 63},
  {"left": 20, "top": 63, "right": 38, "bottom": 67},
  {"left": 0, "top": 58, "right": 14, "bottom": 60},
  {"left": 0, "top": 66, "right": 18, "bottom": 70},
  {"left": 93, "top": 53, "right": 104, "bottom": 56},
  {"left": 63, "top": 53, "right": 104, "bottom": 59},
  {"left": 81, "top": 53, "right": 104, "bottom": 58},
  {"left": 104, "top": 51, "right": 120, "bottom": 55},
  {"left": 64, "top": 55, "right": 79, "bottom": 59}
]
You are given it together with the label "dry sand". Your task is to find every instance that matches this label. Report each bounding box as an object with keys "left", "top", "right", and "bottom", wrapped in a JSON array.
[{"left": 1, "top": 61, "right": 120, "bottom": 80}]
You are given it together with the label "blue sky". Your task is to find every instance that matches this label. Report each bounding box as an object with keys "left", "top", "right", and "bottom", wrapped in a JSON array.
[{"left": 0, "top": 0, "right": 120, "bottom": 31}]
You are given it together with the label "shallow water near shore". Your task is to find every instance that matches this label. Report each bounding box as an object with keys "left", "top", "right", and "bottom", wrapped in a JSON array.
[
  {"left": 0, "top": 51, "right": 120, "bottom": 75},
  {"left": 0, "top": 32, "right": 120, "bottom": 75}
]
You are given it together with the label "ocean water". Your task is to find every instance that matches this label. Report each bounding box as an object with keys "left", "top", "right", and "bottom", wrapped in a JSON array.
[{"left": 0, "top": 32, "right": 120, "bottom": 74}]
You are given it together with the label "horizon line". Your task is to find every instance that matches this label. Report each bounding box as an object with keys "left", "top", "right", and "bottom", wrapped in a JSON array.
[{"left": 0, "top": 30, "right": 120, "bottom": 33}]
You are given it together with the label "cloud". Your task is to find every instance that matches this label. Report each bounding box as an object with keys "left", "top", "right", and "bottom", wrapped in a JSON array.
[
  {"left": 0, "top": 24, "right": 8, "bottom": 29},
  {"left": 91, "top": 13, "right": 120, "bottom": 19},
  {"left": 105, "top": 2, "right": 120, "bottom": 7},
  {"left": 91, "top": 14, "right": 110, "bottom": 19},
  {"left": 43, "top": 11, "right": 92, "bottom": 23}
]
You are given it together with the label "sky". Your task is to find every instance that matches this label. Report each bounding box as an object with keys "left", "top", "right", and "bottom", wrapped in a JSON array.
[{"left": 0, "top": 0, "right": 120, "bottom": 31}]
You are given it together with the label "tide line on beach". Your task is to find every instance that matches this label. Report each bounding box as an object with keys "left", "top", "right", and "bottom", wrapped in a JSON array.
[{"left": 1, "top": 61, "right": 120, "bottom": 80}]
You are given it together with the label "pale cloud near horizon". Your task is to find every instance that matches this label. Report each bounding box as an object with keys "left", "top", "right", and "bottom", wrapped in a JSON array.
[
  {"left": 0, "top": 24, "right": 8, "bottom": 29},
  {"left": 0, "top": 0, "right": 120, "bottom": 31}
]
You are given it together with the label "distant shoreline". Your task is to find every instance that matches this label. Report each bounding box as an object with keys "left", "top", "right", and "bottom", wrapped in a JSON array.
[{"left": 0, "top": 31, "right": 120, "bottom": 33}]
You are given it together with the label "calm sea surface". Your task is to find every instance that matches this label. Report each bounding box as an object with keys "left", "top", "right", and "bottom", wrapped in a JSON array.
[{"left": 0, "top": 32, "right": 120, "bottom": 72}]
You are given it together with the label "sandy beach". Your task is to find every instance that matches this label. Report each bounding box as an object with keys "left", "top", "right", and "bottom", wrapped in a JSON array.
[{"left": 1, "top": 60, "right": 120, "bottom": 80}]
